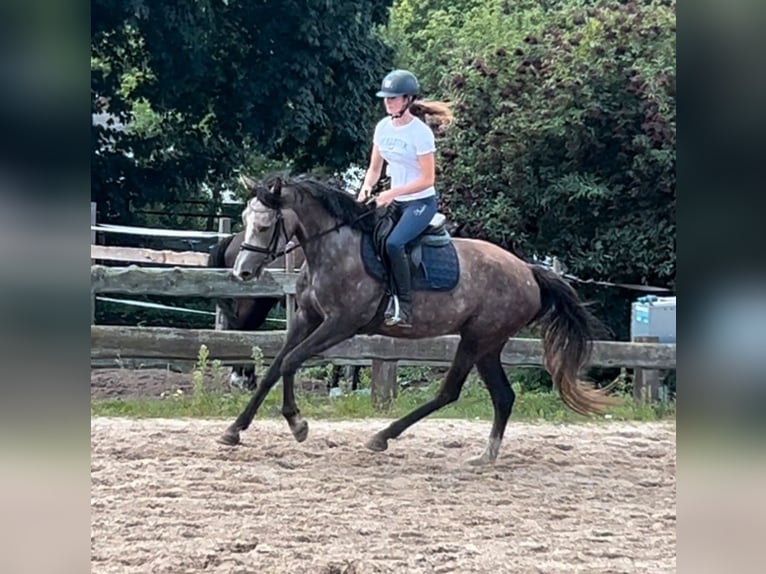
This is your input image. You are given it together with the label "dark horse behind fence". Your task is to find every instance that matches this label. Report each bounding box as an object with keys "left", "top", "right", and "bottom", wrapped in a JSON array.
[
  {"left": 218, "top": 174, "right": 618, "bottom": 464},
  {"left": 208, "top": 228, "right": 361, "bottom": 391}
]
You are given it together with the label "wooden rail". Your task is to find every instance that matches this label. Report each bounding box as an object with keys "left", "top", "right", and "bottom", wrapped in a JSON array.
[
  {"left": 91, "top": 245, "right": 211, "bottom": 266},
  {"left": 91, "top": 265, "right": 297, "bottom": 298},
  {"left": 91, "top": 326, "right": 676, "bottom": 369}
]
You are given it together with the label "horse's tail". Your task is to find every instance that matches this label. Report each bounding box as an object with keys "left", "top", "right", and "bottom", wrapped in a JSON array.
[
  {"left": 528, "top": 264, "right": 619, "bottom": 416},
  {"left": 208, "top": 234, "right": 236, "bottom": 268}
]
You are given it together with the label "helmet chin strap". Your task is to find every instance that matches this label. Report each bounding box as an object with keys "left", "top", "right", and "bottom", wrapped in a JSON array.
[{"left": 390, "top": 96, "right": 414, "bottom": 119}]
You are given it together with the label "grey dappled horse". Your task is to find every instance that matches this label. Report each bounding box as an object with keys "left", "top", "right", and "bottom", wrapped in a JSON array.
[{"left": 219, "top": 174, "right": 616, "bottom": 464}]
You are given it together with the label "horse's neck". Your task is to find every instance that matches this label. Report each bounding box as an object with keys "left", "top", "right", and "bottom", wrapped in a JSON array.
[
  {"left": 291, "top": 196, "right": 355, "bottom": 270},
  {"left": 292, "top": 200, "right": 334, "bottom": 239}
]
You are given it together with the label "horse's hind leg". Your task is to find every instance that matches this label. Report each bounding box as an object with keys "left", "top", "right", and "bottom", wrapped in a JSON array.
[
  {"left": 366, "top": 338, "right": 479, "bottom": 452},
  {"left": 326, "top": 365, "right": 361, "bottom": 392},
  {"left": 229, "top": 365, "right": 257, "bottom": 391},
  {"left": 218, "top": 307, "right": 321, "bottom": 446},
  {"left": 468, "top": 345, "right": 515, "bottom": 465},
  {"left": 328, "top": 364, "right": 343, "bottom": 393},
  {"left": 243, "top": 366, "right": 257, "bottom": 391},
  {"left": 351, "top": 365, "right": 361, "bottom": 391}
]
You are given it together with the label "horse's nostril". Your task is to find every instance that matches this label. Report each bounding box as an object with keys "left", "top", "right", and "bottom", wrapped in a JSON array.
[{"left": 239, "top": 270, "right": 252, "bottom": 280}]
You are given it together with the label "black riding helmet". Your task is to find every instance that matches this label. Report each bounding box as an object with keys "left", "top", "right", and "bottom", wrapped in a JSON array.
[
  {"left": 376, "top": 70, "right": 419, "bottom": 118},
  {"left": 376, "top": 69, "right": 420, "bottom": 98}
]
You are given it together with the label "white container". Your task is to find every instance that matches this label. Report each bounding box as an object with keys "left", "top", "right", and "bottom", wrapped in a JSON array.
[{"left": 631, "top": 295, "right": 676, "bottom": 343}]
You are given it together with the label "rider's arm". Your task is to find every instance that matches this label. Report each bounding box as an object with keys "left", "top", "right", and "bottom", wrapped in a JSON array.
[
  {"left": 359, "top": 144, "right": 384, "bottom": 201},
  {"left": 387, "top": 152, "right": 435, "bottom": 199}
]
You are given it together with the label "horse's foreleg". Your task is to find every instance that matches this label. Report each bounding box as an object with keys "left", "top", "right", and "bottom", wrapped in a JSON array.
[
  {"left": 218, "top": 308, "right": 320, "bottom": 446},
  {"left": 366, "top": 338, "right": 480, "bottom": 452},
  {"left": 278, "top": 320, "right": 359, "bottom": 443}
]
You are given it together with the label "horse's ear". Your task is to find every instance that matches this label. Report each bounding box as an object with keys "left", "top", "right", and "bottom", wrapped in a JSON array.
[
  {"left": 239, "top": 174, "right": 257, "bottom": 190},
  {"left": 272, "top": 177, "right": 282, "bottom": 197}
]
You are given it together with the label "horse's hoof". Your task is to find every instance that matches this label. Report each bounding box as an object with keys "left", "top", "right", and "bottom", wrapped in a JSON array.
[
  {"left": 365, "top": 434, "right": 388, "bottom": 452},
  {"left": 466, "top": 453, "right": 494, "bottom": 466},
  {"left": 218, "top": 431, "right": 241, "bottom": 446},
  {"left": 290, "top": 419, "right": 309, "bottom": 443}
]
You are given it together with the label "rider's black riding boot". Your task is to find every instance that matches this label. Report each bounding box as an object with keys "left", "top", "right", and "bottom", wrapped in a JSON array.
[{"left": 384, "top": 250, "right": 413, "bottom": 328}]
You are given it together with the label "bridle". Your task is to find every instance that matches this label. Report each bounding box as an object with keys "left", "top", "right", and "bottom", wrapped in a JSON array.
[
  {"left": 239, "top": 207, "right": 293, "bottom": 259},
  {"left": 239, "top": 199, "right": 377, "bottom": 262}
]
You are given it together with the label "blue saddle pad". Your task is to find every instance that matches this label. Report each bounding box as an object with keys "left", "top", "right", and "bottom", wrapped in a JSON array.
[{"left": 361, "top": 234, "right": 460, "bottom": 292}]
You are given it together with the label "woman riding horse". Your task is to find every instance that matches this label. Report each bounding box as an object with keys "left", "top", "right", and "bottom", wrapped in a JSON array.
[{"left": 219, "top": 173, "right": 617, "bottom": 465}]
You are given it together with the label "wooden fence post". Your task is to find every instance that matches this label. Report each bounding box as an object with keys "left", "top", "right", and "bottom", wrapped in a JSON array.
[
  {"left": 633, "top": 336, "right": 662, "bottom": 403},
  {"left": 214, "top": 217, "right": 231, "bottom": 331},
  {"left": 371, "top": 359, "right": 398, "bottom": 410},
  {"left": 91, "top": 201, "right": 97, "bottom": 324}
]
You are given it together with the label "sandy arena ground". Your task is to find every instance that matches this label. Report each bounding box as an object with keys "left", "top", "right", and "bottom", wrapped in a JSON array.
[{"left": 91, "top": 415, "right": 676, "bottom": 574}]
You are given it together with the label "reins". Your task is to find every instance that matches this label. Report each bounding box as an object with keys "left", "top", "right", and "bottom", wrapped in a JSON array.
[{"left": 240, "top": 201, "right": 378, "bottom": 260}]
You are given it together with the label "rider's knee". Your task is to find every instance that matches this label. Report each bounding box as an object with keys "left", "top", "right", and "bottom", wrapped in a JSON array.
[{"left": 385, "top": 237, "right": 405, "bottom": 257}]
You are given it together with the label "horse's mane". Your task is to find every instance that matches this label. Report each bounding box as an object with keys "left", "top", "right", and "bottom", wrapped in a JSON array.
[{"left": 248, "top": 173, "right": 377, "bottom": 234}]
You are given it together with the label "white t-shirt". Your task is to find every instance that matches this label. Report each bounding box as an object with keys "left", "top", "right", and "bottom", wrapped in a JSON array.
[{"left": 373, "top": 116, "right": 436, "bottom": 202}]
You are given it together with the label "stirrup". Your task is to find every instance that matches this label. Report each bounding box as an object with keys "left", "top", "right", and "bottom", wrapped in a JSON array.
[
  {"left": 384, "top": 294, "right": 400, "bottom": 321},
  {"left": 384, "top": 294, "right": 397, "bottom": 319},
  {"left": 384, "top": 295, "right": 412, "bottom": 327}
]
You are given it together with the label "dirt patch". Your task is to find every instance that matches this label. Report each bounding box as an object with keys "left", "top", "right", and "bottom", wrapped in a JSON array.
[
  {"left": 91, "top": 417, "right": 676, "bottom": 573},
  {"left": 91, "top": 368, "right": 199, "bottom": 400},
  {"left": 91, "top": 367, "right": 331, "bottom": 400}
]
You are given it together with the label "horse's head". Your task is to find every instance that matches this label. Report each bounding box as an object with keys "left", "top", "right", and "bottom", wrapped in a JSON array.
[{"left": 232, "top": 175, "right": 299, "bottom": 281}]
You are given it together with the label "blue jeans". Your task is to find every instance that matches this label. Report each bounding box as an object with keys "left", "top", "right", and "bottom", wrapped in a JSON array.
[{"left": 385, "top": 196, "right": 438, "bottom": 259}]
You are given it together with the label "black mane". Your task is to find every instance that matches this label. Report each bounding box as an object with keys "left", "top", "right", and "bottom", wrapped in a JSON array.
[{"left": 250, "top": 173, "right": 377, "bottom": 234}]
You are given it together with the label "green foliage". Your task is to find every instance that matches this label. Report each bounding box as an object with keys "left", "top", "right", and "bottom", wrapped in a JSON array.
[
  {"left": 92, "top": 0, "right": 395, "bottom": 226},
  {"left": 186, "top": 345, "right": 228, "bottom": 415},
  {"left": 93, "top": 360, "right": 675, "bottom": 423},
  {"left": 92, "top": 372, "right": 674, "bottom": 422},
  {"left": 386, "top": 0, "right": 676, "bottom": 339},
  {"left": 250, "top": 346, "right": 265, "bottom": 381},
  {"left": 385, "top": 0, "right": 558, "bottom": 94},
  {"left": 95, "top": 296, "right": 215, "bottom": 329}
]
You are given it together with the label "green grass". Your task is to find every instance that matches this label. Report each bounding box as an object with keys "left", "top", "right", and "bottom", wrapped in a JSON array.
[
  {"left": 92, "top": 347, "right": 675, "bottom": 422},
  {"left": 91, "top": 375, "right": 675, "bottom": 423}
]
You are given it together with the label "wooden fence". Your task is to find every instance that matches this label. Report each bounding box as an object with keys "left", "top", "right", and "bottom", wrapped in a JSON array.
[
  {"left": 92, "top": 325, "right": 676, "bottom": 367},
  {"left": 90, "top": 267, "right": 676, "bottom": 407},
  {"left": 90, "top": 204, "right": 676, "bottom": 407},
  {"left": 91, "top": 204, "right": 299, "bottom": 327},
  {"left": 91, "top": 325, "right": 675, "bottom": 408}
]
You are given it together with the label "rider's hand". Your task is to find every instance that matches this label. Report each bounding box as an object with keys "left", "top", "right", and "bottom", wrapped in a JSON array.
[
  {"left": 357, "top": 186, "right": 373, "bottom": 203},
  {"left": 375, "top": 190, "right": 396, "bottom": 207}
]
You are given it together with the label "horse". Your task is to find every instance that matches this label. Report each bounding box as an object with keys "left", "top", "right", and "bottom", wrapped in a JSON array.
[
  {"left": 218, "top": 174, "right": 617, "bottom": 464},
  {"left": 208, "top": 226, "right": 361, "bottom": 391}
]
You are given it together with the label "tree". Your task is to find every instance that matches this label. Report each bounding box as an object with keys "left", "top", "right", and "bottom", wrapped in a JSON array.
[
  {"left": 387, "top": 0, "right": 676, "bottom": 340},
  {"left": 92, "top": 0, "right": 395, "bottom": 225}
]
